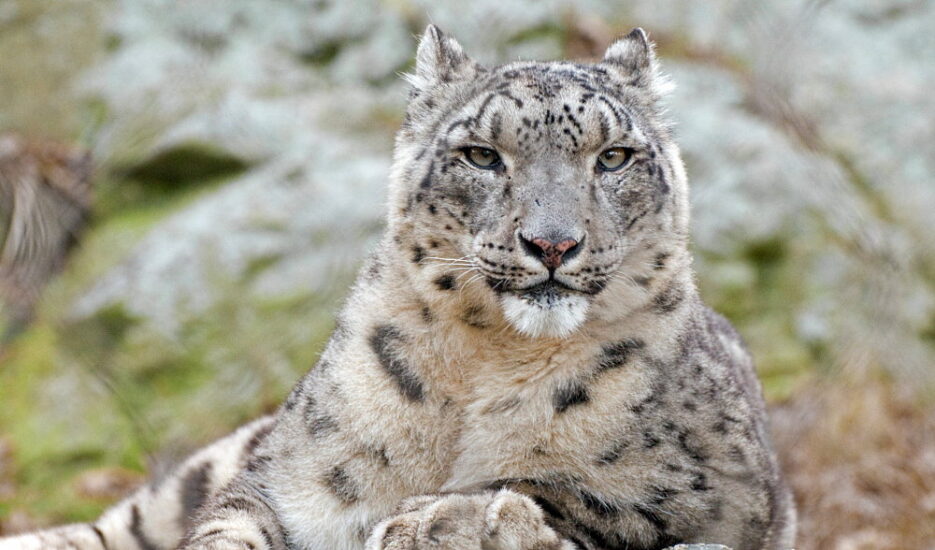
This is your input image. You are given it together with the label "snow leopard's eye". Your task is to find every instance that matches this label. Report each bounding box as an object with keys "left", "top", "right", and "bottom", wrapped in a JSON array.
[
  {"left": 462, "top": 147, "right": 502, "bottom": 169},
  {"left": 597, "top": 147, "right": 634, "bottom": 171}
]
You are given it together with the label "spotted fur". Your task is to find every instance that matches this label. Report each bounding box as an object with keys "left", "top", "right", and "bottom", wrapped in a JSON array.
[{"left": 1, "top": 26, "right": 795, "bottom": 550}]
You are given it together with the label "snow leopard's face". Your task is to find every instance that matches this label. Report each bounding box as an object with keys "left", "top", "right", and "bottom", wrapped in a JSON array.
[{"left": 389, "top": 27, "right": 689, "bottom": 338}]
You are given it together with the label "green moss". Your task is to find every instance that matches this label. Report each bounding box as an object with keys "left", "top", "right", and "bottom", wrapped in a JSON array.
[
  {"left": 697, "top": 237, "right": 819, "bottom": 402},
  {"left": 0, "top": 270, "right": 342, "bottom": 522},
  {"left": 921, "top": 311, "right": 935, "bottom": 345},
  {"left": 103, "top": 32, "right": 122, "bottom": 52},
  {"left": 60, "top": 304, "right": 139, "bottom": 363},
  {"left": 115, "top": 142, "right": 250, "bottom": 188},
  {"left": 244, "top": 253, "right": 285, "bottom": 281},
  {"left": 506, "top": 22, "right": 567, "bottom": 47},
  {"left": 93, "top": 164, "right": 238, "bottom": 223},
  {"left": 745, "top": 238, "right": 786, "bottom": 269},
  {"left": 0, "top": 321, "right": 135, "bottom": 522},
  {"left": 299, "top": 40, "right": 343, "bottom": 66}
]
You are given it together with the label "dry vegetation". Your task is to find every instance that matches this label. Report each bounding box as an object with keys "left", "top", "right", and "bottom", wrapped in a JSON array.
[{"left": 772, "top": 377, "right": 935, "bottom": 549}]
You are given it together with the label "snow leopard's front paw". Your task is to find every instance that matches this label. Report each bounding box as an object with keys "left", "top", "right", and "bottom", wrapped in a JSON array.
[{"left": 366, "top": 490, "right": 570, "bottom": 550}]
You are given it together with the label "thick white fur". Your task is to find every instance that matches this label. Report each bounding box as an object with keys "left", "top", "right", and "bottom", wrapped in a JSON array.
[{"left": 500, "top": 293, "right": 590, "bottom": 338}]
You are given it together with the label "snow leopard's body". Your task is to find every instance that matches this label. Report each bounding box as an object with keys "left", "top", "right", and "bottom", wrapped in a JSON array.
[{"left": 1, "top": 27, "right": 795, "bottom": 550}]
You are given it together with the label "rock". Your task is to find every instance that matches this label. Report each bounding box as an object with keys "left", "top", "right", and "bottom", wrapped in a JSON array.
[
  {"left": 78, "top": 0, "right": 411, "bottom": 170},
  {"left": 64, "top": 0, "right": 934, "bottom": 388},
  {"left": 70, "top": 0, "right": 403, "bottom": 334},
  {"left": 652, "top": 3, "right": 935, "bottom": 383},
  {"left": 71, "top": 132, "right": 389, "bottom": 334}
]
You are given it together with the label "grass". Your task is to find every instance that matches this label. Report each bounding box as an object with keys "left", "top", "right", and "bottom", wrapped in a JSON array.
[
  {"left": 696, "top": 237, "right": 820, "bottom": 402},
  {"left": 0, "top": 270, "right": 341, "bottom": 527}
]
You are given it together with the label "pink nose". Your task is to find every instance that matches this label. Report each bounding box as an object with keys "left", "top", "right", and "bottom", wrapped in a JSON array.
[{"left": 523, "top": 236, "right": 580, "bottom": 269}]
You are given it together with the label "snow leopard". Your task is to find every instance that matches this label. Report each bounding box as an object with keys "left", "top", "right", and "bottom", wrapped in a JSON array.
[{"left": 0, "top": 25, "right": 796, "bottom": 550}]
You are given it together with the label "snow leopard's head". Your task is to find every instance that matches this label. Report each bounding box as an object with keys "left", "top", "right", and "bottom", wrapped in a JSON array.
[{"left": 388, "top": 25, "right": 690, "bottom": 339}]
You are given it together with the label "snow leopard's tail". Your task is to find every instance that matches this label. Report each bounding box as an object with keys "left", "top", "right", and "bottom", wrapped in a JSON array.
[{"left": 0, "top": 416, "right": 275, "bottom": 550}]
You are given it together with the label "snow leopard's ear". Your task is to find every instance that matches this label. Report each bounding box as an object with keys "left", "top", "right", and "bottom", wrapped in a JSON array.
[
  {"left": 407, "top": 24, "right": 480, "bottom": 90},
  {"left": 602, "top": 28, "right": 674, "bottom": 98}
]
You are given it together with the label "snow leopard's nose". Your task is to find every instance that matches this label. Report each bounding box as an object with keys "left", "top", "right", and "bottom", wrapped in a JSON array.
[{"left": 520, "top": 234, "right": 582, "bottom": 270}]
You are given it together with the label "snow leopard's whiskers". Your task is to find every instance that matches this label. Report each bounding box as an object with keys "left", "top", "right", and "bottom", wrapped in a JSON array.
[
  {"left": 419, "top": 255, "right": 476, "bottom": 268},
  {"left": 454, "top": 267, "right": 481, "bottom": 282},
  {"left": 459, "top": 272, "right": 486, "bottom": 301},
  {"left": 610, "top": 273, "right": 638, "bottom": 286}
]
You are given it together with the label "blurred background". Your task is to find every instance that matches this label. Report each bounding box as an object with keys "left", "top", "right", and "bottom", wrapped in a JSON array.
[{"left": 0, "top": 0, "right": 933, "bottom": 548}]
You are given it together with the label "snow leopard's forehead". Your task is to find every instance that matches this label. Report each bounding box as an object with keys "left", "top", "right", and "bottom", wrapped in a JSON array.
[{"left": 403, "top": 60, "right": 670, "bottom": 158}]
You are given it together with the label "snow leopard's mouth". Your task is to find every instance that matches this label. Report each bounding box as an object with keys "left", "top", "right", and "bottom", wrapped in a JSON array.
[
  {"left": 515, "top": 279, "right": 578, "bottom": 301},
  {"left": 516, "top": 279, "right": 577, "bottom": 300},
  {"left": 493, "top": 276, "right": 606, "bottom": 299},
  {"left": 484, "top": 276, "right": 578, "bottom": 296}
]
